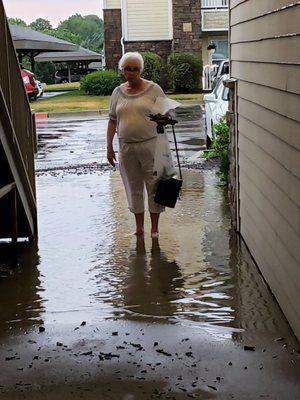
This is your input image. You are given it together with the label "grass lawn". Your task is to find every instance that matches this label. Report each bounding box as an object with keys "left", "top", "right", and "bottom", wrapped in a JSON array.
[
  {"left": 32, "top": 90, "right": 110, "bottom": 113},
  {"left": 44, "top": 82, "right": 80, "bottom": 92},
  {"left": 33, "top": 88, "right": 204, "bottom": 113},
  {"left": 169, "top": 93, "right": 203, "bottom": 102}
]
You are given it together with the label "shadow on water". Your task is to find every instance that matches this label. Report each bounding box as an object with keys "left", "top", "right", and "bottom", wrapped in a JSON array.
[{"left": 0, "top": 243, "right": 43, "bottom": 334}]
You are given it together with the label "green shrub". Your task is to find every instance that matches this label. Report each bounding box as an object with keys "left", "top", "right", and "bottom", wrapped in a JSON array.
[
  {"left": 35, "top": 62, "right": 56, "bottom": 84},
  {"left": 204, "top": 119, "right": 230, "bottom": 184},
  {"left": 81, "top": 70, "right": 121, "bottom": 95},
  {"left": 167, "top": 52, "right": 202, "bottom": 92},
  {"left": 140, "top": 52, "right": 164, "bottom": 84}
]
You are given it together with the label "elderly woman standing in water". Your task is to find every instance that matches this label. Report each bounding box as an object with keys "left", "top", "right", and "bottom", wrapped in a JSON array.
[{"left": 106, "top": 52, "right": 166, "bottom": 238}]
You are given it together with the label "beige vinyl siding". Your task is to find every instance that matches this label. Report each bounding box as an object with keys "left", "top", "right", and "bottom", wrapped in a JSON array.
[
  {"left": 123, "top": 0, "right": 172, "bottom": 41},
  {"left": 104, "top": 0, "right": 121, "bottom": 9},
  {"left": 230, "top": 0, "right": 300, "bottom": 338},
  {"left": 230, "top": 0, "right": 299, "bottom": 26},
  {"left": 232, "top": 63, "right": 300, "bottom": 96}
]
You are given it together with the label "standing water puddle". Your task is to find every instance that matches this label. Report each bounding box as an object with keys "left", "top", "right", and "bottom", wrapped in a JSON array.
[{"left": 0, "top": 113, "right": 299, "bottom": 400}]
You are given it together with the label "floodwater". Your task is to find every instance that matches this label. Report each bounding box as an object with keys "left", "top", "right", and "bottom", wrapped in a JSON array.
[{"left": 0, "top": 112, "right": 299, "bottom": 399}]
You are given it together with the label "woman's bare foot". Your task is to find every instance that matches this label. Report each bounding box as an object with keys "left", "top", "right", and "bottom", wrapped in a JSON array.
[
  {"left": 150, "top": 212, "right": 160, "bottom": 239},
  {"left": 135, "top": 228, "right": 144, "bottom": 236},
  {"left": 151, "top": 231, "right": 159, "bottom": 239},
  {"left": 134, "top": 213, "right": 144, "bottom": 237}
]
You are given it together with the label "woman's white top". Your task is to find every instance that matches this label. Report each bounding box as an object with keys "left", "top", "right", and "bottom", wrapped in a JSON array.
[{"left": 109, "top": 81, "right": 166, "bottom": 143}]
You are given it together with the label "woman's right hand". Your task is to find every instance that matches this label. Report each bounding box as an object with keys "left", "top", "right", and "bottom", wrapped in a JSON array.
[{"left": 107, "top": 146, "right": 116, "bottom": 167}]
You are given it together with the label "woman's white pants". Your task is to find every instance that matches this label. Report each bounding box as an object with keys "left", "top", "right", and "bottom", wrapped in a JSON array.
[{"left": 119, "top": 138, "right": 165, "bottom": 214}]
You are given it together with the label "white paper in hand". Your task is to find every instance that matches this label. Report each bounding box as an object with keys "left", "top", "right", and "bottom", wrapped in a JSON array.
[{"left": 152, "top": 96, "right": 181, "bottom": 115}]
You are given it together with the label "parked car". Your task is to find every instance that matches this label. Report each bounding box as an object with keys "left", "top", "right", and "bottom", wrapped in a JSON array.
[
  {"left": 204, "top": 74, "right": 229, "bottom": 148},
  {"left": 21, "top": 69, "right": 39, "bottom": 101},
  {"left": 211, "top": 59, "right": 229, "bottom": 89},
  {"left": 54, "top": 68, "right": 93, "bottom": 84}
]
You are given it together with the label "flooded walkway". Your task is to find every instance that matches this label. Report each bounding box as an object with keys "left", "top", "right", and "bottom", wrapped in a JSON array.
[{"left": 0, "top": 113, "right": 299, "bottom": 399}]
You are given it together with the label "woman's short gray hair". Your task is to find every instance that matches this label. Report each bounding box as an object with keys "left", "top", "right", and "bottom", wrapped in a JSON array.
[{"left": 118, "top": 52, "right": 144, "bottom": 72}]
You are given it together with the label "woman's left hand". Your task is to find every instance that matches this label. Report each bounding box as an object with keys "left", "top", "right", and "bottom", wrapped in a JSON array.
[{"left": 107, "top": 146, "right": 116, "bottom": 167}]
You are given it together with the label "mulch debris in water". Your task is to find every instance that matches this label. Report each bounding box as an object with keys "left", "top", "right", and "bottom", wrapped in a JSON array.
[{"left": 244, "top": 345, "right": 256, "bottom": 351}]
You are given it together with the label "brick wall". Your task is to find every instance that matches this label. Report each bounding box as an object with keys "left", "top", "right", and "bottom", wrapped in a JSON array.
[
  {"left": 103, "top": 1, "right": 203, "bottom": 70},
  {"left": 124, "top": 40, "right": 172, "bottom": 60},
  {"left": 172, "top": 0, "right": 202, "bottom": 54},
  {"left": 103, "top": 9, "right": 122, "bottom": 70}
]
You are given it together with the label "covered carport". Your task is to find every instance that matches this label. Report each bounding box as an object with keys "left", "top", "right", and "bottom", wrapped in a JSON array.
[
  {"left": 34, "top": 47, "right": 102, "bottom": 83},
  {"left": 9, "top": 24, "right": 78, "bottom": 72}
]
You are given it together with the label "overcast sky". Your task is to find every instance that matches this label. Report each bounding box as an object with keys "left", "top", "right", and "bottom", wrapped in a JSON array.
[{"left": 3, "top": 0, "right": 103, "bottom": 27}]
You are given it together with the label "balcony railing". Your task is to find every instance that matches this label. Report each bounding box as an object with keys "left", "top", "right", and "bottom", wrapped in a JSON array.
[{"left": 202, "top": 0, "right": 228, "bottom": 8}]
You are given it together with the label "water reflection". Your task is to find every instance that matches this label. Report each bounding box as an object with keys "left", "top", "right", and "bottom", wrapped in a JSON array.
[
  {"left": 103, "top": 169, "right": 239, "bottom": 329},
  {"left": 231, "top": 233, "right": 295, "bottom": 342},
  {"left": 0, "top": 242, "right": 43, "bottom": 333},
  {"left": 122, "top": 237, "right": 184, "bottom": 320},
  {"left": 149, "top": 238, "right": 184, "bottom": 314}
]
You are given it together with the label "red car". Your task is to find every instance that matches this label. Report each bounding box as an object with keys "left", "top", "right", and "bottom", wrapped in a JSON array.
[{"left": 21, "top": 69, "right": 39, "bottom": 101}]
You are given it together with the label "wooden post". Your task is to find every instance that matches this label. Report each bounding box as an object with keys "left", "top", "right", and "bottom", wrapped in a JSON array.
[
  {"left": 68, "top": 64, "right": 71, "bottom": 83},
  {"left": 224, "top": 78, "right": 239, "bottom": 232},
  {"left": 11, "top": 187, "right": 18, "bottom": 244},
  {"left": 30, "top": 51, "right": 35, "bottom": 73}
]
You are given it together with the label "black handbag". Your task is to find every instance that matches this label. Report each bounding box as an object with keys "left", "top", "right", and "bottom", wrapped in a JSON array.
[{"left": 154, "top": 123, "right": 183, "bottom": 208}]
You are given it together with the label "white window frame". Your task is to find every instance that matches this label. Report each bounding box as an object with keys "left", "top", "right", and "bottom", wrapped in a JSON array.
[{"left": 201, "top": 9, "right": 229, "bottom": 32}]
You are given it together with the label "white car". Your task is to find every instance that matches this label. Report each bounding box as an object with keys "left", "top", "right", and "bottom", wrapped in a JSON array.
[
  {"left": 36, "top": 81, "right": 46, "bottom": 98},
  {"left": 211, "top": 59, "right": 229, "bottom": 89},
  {"left": 204, "top": 74, "right": 229, "bottom": 148}
]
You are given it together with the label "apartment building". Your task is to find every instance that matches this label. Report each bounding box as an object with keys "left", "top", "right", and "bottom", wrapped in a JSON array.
[
  {"left": 201, "top": 0, "right": 229, "bottom": 65},
  {"left": 103, "top": 0, "right": 228, "bottom": 69}
]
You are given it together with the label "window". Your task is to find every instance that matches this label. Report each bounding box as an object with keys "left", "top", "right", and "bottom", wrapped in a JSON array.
[
  {"left": 212, "top": 40, "right": 229, "bottom": 60},
  {"left": 122, "top": 0, "right": 172, "bottom": 41},
  {"left": 222, "top": 86, "right": 229, "bottom": 101}
]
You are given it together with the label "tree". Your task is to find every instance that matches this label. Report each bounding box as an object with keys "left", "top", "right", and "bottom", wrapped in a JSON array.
[
  {"left": 43, "top": 28, "right": 81, "bottom": 45},
  {"left": 58, "top": 14, "right": 104, "bottom": 52},
  {"left": 30, "top": 18, "right": 52, "bottom": 32},
  {"left": 35, "top": 62, "right": 56, "bottom": 84},
  {"left": 8, "top": 18, "right": 27, "bottom": 27},
  {"left": 81, "top": 32, "right": 103, "bottom": 53}
]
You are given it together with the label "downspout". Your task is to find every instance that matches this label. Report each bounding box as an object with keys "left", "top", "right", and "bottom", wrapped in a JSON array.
[
  {"left": 102, "top": 0, "right": 106, "bottom": 67},
  {"left": 120, "top": 36, "right": 125, "bottom": 56},
  {"left": 120, "top": 0, "right": 126, "bottom": 55},
  {"left": 229, "top": 1, "right": 240, "bottom": 233}
]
